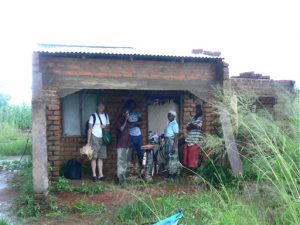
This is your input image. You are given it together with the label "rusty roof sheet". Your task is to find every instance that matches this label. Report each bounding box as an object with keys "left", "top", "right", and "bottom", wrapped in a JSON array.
[{"left": 34, "top": 44, "right": 222, "bottom": 59}]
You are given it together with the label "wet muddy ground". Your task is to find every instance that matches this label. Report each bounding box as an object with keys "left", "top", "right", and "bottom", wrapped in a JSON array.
[
  {"left": 0, "top": 171, "right": 15, "bottom": 216},
  {"left": 36, "top": 177, "right": 201, "bottom": 225},
  {"left": 0, "top": 157, "right": 201, "bottom": 224},
  {"left": 0, "top": 156, "right": 28, "bottom": 223}
]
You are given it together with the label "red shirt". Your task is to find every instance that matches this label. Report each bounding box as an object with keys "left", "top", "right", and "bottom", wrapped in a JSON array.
[{"left": 115, "top": 115, "right": 132, "bottom": 148}]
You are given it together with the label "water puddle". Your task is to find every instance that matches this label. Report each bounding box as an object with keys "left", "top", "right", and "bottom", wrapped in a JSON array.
[{"left": 0, "top": 155, "right": 30, "bottom": 220}]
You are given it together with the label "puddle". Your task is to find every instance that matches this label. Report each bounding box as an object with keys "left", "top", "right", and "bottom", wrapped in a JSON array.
[
  {"left": 0, "top": 155, "right": 30, "bottom": 220},
  {"left": 0, "top": 171, "right": 15, "bottom": 217}
]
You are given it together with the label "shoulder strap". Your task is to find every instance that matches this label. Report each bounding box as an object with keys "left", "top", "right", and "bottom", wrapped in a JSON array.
[
  {"left": 92, "top": 113, "right": 96, "bottom": 127},
  {"left": 96, "top": 112, "right": 103, "bottom": 126}
]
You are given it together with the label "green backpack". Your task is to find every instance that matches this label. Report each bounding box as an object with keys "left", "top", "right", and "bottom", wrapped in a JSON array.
[{"left": 95, "top": 113, "right": 113, "bottom": 146}]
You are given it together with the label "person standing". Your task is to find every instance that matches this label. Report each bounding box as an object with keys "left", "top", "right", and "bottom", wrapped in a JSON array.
[
  {"left": 184, "top": 105, "right": 203, "bottom": 169},
  {"left": 125, "top": 100, "right": 144, "bottom": 166},
  {"left": 115, "top": 107, "right": 132, "bottom": 184},
  {"left": 87, "top": 101, "right": 110, "bottom": 182},
  {"left": 163, "top": 110, "right": 181, "bottom": 179}
]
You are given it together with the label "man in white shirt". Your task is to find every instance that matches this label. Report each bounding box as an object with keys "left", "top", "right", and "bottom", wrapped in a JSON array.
[{"left": 87, "top": 101, "right": 110, "bottom": 182}]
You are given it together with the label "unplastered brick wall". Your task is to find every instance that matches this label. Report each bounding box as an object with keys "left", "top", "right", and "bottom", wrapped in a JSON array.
[
  {"left": 230, "top": 72, "right": 275, "bottom": 96},
  {"left": 45, "top": 89, "right": 211, "bottom": 178},
  {"left": 40, "top": 56, "right": 218, "bottom": 82},
  {"left": 45, "top": 89, "right": 63, "bottom": 177},
  {"left": 230, "top": 72, "right": 295, "bottom": 120},
  {"left": 182, "top": 93, "right": 215, "bottom": 135},
  {"left": 47, "top": 90, "right": 148, "bottom": 178}
]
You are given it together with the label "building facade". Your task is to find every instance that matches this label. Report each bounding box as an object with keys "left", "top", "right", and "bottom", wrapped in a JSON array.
[{"left": 32, "top": 45, "right": 227, "bottom": 198}]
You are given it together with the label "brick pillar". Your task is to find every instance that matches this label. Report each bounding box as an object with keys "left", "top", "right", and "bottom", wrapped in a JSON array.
[{"left": 46, "top": 90, "right": 62, "bottom": 177}]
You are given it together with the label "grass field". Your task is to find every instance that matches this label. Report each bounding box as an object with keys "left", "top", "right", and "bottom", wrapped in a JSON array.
[
  {"left": 1, "top": 91, "right": 299, "bottom": 224},
  {"left": 0, "top": 103, "right": 31, "bottom": 156}
]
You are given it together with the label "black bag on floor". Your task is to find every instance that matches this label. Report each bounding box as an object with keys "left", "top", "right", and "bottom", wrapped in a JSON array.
[{"left": 64, "top": 159, "right": 82, "bottom": 180}]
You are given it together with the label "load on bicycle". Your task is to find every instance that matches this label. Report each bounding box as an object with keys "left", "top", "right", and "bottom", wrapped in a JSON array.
[{"left": 141, "top": 105, "right": 203, "bottom": 182}]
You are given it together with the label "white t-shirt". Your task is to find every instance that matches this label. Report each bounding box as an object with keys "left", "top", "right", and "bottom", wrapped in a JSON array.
[
  {"left": 128, "top": 111, "right": 142, "bottom": 136},
  {"left": 89, "top": 113, "right": 110, "bottom": 138}
]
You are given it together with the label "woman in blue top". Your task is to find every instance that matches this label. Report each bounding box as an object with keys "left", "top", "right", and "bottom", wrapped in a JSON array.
[{"left": 163, "top": 110, "right": 181, "bottom": 178}]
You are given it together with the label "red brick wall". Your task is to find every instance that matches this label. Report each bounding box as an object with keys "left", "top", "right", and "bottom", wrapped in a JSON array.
[
  {"left": 46, "top": 91, "right": 149, "bottom": 178},
  {"left": 45, "top": 89, "right": 62, "bottom": 177},
  {"left": 230, "top": 72, "right": 295, "bottom": 121},
  {"left": 34, "top": 53, "right": 222, "bottom": 178},
  {"left": 182, "top": 93, "right": 215, "bottom": 135},
  {"left": 40, "top": 56, "right": 217, "bottom": 82},
  {"left": 45, "top": 89, "right": 213, "bottom": 178}
]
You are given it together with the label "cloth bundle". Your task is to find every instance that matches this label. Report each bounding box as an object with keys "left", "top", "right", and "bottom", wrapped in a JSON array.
[{"left": 80, "top": 145, "right": 93, "bottom": 160}]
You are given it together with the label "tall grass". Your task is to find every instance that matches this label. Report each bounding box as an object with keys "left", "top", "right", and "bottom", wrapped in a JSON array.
[
  {"left": 0, "top": 104, "right": 31, "bottom": 130},
  {"left": 0, "top": 104, "right": 32, "bottom": 156},
  {"left": 115, "top": 88, "right": 299, "bottom": 224},
  {"left": 201, "top": 88, "right": 300, "bottom": 224}
]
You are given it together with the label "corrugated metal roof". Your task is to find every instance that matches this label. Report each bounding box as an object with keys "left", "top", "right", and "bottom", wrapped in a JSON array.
[{"left": 34, "top": 44, "right": 222, "bottom": 59}]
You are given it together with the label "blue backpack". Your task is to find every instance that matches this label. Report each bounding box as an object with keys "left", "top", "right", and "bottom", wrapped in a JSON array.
[{"left": 64, "top": 159, "right": 82, "bottom": 180}]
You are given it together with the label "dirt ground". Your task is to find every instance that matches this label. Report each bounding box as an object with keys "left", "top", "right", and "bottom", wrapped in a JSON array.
[{"left": 37, "top": 177, "right": 201, "bottom": 225}]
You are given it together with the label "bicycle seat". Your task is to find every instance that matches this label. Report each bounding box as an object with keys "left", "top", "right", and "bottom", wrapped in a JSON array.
[{"left": 141, "top": 144, "right": 155, "bottom": 150}]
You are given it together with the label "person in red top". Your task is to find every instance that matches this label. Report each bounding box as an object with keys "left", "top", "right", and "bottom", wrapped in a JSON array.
[{"left": 115, "top": 107, "right": 132, "bottom": 184}]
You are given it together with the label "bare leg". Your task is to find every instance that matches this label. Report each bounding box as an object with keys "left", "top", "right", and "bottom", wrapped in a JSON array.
[
  {"left": 91, "top": 159, "right": 97, "bottom": 177},
  {"left": 97, "top": 159, "right": 104, "bottom": 178}
]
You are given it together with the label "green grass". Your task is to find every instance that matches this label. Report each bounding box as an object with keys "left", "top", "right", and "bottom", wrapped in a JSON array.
[
  {"left": 0, "top": 122, "right": 32, "bottom": 156},
  {"left": 14, "top": 161, "right": 41, "bottom": 218},
  {"left": 6, "top": 90, "right": 299, "bottom": 224},
  {"left": 115, "top": 189, "right": 272, "bottom": 225},
  {"left": 0, "top": 138, "right": 32, "bottom": 156},
  {"left": 0, "top": 104, "right": 31, "bottom": 130},
  {"left": 66, "top": 199, "right": 106, "bottom": 216},
  {"left": 115, "top": 89, "right": 300, "bottom": 225},
  {"left": 0, "top": 216, "right": 12, "bottom": 225},
  {"left": 54, "top": 177, "right": 106, "bottom": 195},
  {"left": 0, "top": 101, "right": 32, "bottom": 156}
]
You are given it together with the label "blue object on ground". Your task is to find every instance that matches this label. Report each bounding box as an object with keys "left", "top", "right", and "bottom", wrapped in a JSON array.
[{"left": 153, "top": 209, "right": 185, "bottom": 225}]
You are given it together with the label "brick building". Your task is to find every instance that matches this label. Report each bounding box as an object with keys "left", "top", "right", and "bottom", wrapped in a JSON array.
[
  {"left": 229, "top": 72, "right": 295, "bottom": 119},
  {"left": 32, "top": 44, "right": 227, "bottom": 197}
]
